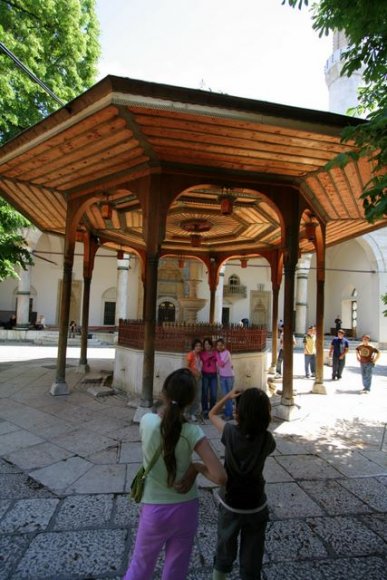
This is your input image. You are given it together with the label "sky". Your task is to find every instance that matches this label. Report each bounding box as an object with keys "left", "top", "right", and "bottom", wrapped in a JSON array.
[{"left": 96, "top": 0, "right": 333, "bottom": 112}]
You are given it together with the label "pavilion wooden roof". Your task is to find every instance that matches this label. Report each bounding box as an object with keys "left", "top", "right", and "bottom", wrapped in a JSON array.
[{"left": 0, "top": 75, "right": 385, "bottom": 258}]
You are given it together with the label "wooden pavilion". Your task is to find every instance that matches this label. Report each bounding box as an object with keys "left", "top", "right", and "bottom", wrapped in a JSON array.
[{"left": 0, "top": 76, "right": 386, "bottom": 416}]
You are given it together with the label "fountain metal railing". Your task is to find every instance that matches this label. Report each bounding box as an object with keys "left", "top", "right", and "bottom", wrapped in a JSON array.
[{"left": 118, "top": 320, "right": 267, "bottom": 353}]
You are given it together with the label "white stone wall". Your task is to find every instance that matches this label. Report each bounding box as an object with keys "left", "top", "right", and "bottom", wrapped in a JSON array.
[
  {"left": 114, "top": 346, "right": 268, "bottom": 396},
  {"left": 1, "top": 230, "right": 385, "bottom": 344},
  {"left": 0, "top": 233, "right": 141, "bottom": 326}
]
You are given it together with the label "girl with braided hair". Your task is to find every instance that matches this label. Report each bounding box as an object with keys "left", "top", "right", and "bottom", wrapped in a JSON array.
[{"left": 124, "top": 368, "right": 226, "bottom": 580}]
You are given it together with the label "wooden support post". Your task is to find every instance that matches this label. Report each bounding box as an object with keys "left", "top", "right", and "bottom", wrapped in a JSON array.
[
  {"left": 50, "top": 230, "right": 75, "bottom": 395},
  {"left": 312, "top": 222, "right": 329, "bottom": 394},
  {"left": 138, "top": 175, "right": 169, "bottom": 407},
  {"left": 79, "top": 233, "right": 98, "bottom": 372},
  {"left": 207, "top": 257, "right": 219, "bottom": 325},
  {"left": 282, "top": 259, "right": 296, "bottom": 406},
  {"left": 270, "top": 285, "right": 280, "bottom": 372},
  {"left": 266, "top": 249, "right": 283, "bottom": 375},
  {"left": 271, "top": 196, "right": 300, "bottom": 419},
  {"left": 50, "top": 197, "right": 97, "bottom": 395},
  {"left": 209, "top": 288, "right": 216, "bottom": 324},
  {"left": 142, "top": 253, "right": 159, "bottom": 406}
]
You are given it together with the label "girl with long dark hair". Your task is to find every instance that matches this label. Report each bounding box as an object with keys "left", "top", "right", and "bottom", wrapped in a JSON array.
[
  {"left": 209, "top": 387, "right": 275, "bottom": 579},
  {"left": 124, "top": 368, "right": 226, "bottom": 580}
]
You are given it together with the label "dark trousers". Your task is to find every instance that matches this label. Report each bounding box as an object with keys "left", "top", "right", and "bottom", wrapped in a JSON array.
[
  {"left": 214, "top": 504, "right": 268, "bottom": 580},
  {"left": 276, "top": 349, "right": 283, "bottom": 374},
  {"left": 332, "top": 355, "right": 345, "bottom": 378},
  {"left": 201, "top": 372, "right": 217, "bottom": 414}
]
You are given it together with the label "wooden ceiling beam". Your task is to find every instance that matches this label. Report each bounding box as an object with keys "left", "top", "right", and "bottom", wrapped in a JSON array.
[
  {"left": 1, "top": 106, "right": 121, "bottom": 172},
  {"left": 11, "top": 117, "right": 130, "bottom": 181},
  {"left": 148, "top": 137, "right": 324, "bottom": 170},
  {"left": 141, "top": 125, "right": 338, "bottom": 164},
  {"left": 131, "top": 106, "right": 346, "bottom": 146},
  {"left": 158, "top": 150, "right": 309, "bottom": 176},
  {"left": 35, "top": 140, "right": 141, "bottom": 187},
  {"left": 117, "top": 105, "right": 160, "bottom": 164},
  {"left": 53, "top": 153, "right": 149, "bottom": 190}
]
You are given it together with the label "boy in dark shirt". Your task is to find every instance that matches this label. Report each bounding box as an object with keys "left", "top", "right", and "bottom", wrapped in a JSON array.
[{"left": 329, "top": 329, "right": 349, "bottom": 380}]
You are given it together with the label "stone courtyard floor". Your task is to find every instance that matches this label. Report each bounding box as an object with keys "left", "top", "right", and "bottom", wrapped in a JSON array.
[{"left": 0, "top": 343, "right": 386, "bottom": 579}]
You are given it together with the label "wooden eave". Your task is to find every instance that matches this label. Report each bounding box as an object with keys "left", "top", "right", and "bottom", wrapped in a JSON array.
[{"left": 0, "top": 75, "right": 385, "bottom": 257}]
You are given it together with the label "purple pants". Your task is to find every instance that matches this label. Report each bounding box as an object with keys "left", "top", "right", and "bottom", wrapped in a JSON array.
[{"left": 124, "top": 499, "right": 199, "bottom": 580}]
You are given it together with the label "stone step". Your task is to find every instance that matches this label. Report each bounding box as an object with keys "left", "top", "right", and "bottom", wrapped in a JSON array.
[{"left": 33, "top": 337, "right": 104, "bottom": 346}]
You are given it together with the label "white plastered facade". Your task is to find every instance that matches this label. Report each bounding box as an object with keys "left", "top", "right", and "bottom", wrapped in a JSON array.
[{"left": 0, "top": 230, "right": 386, "bottom": 347}]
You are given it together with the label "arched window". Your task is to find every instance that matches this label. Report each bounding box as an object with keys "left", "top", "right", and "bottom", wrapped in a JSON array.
[
  {"left": 102, "top": 287, "right": 117, "bottom": 325},
  {"left": 158, "top": 301, "right": 176, "bottom": 323},
  {"left": 229, "top": 274, "right": 240, "bottom": 287}
]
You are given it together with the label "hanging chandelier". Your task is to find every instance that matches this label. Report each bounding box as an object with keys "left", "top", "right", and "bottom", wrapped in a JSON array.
[{"left": 180, "top": 218, "right": 213, "bottom": 247}]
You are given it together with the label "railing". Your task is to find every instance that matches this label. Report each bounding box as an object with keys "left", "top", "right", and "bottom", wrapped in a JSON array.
[
  {"left": 118, "top": 320, "right": 267, "bottom": 353},
  {"left": 223, "top": 284, "right": 247, "bottom": 298}
]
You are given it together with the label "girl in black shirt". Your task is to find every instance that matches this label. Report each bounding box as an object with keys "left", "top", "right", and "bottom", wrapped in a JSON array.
[{"left": 209, "top": 387, "right": 275, "bottom": 579}]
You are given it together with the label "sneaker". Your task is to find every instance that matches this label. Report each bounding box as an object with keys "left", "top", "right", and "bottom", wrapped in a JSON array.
[
  {"left": 305, "top": 375, "right": 310, "bottom": 378},
  {"left": 360, "top": 389, "right": 369, "bottom": 394},
  {"left": 190, "top": 415, "right": 198, "bottom": 422}
]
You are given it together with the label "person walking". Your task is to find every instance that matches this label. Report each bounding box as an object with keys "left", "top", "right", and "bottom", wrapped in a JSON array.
[
  {"left": 209, "top": 387, "right": 276, "bottom": 580},
  {"left": 303, "top": 325, "right": 316, "bottom": 378},
  {"left": 329, "top": 329, "right": 349, "bottom": 380},
  {"left": 124, "top": 368, "right": 226, "bottom": 580},
  {"left": 215, "top": 338, "right": 235, "bottom": 421},
  {"left": 69, "top": 320, "right": 77, "bottom": 338},
  {"left": 334, "top": 315, "right": 342, "bottom": 335},
  {"left": 200, "top": 337, "right": 218, "bottom": 418},
  {"left": 186, "top": 338, "right": 202, "bottom": 421},
  {"left": 356, "top": 334, "right": 380, "bottom": 393}
]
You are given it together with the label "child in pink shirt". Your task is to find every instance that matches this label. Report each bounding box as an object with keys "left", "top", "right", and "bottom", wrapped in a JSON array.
[
  {"left": 186, "top": 338, "right": 202, "bottom": 421},
  {"left": 200, "top": 337, "right": 218, "bottom": 418}
]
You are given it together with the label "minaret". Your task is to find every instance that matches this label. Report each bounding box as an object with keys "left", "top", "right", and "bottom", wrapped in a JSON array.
[{"left": 324, "top": 31, "right": 365, "bottom": 115}]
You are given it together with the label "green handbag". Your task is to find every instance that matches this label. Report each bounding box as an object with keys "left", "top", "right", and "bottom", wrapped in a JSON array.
[{"left": 130, "top": 445, "right": 162, "bottom": 503}]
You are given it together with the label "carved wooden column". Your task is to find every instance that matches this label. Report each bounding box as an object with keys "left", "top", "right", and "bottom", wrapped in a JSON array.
[
  {"left": 78, "top": 232, "right": 98, "bottom": 373},
  {"left": 50, "top": 197, "right": 96, "bottom": 395},
  {"left": 50, "top": 203, "right": 77, "bottom": 395},
  {"left": 273, "top": 194, "right": 300, "bottom": 419},
  {"left": 282, "top": 251, "right": 298, "bottom": 406},
  {"left": 139, "top": 175, "right": 168, "bottom": 407},
  {"left": 312, "top": 222, "right": 328, "bottom": 393},
  {"left": 207, "top": 257, "right": 219, "bottom": 324},
  {"left": 267, "top": 250, "right": 283, "bottom": 374}
]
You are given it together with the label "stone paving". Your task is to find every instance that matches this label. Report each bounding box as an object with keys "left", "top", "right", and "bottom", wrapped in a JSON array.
[{"left": 0, "top": 344, "right": 386, "bottom": 579}]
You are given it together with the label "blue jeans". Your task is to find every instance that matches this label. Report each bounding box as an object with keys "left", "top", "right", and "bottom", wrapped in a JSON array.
[
  {"left": 201, "top": 373, "right": 217, "bottom": 414},
  {"left": 360, "top": 362, "right": 374, "bottom": 390},
  {"left": 304, "top": 354, "right": 316, "bottom": 377},
  {"left": 219, "top": 376, "right": 234, "bottom": 418}
]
